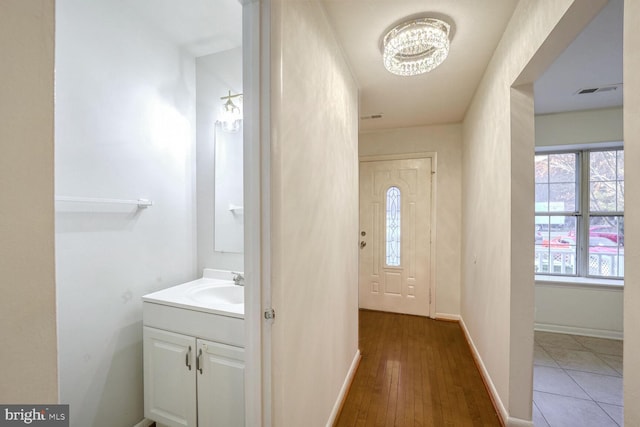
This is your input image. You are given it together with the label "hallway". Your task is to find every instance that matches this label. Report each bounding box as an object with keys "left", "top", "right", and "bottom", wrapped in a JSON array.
[{"left": 335, "top": 310, "right": 501, "bottom": 426}]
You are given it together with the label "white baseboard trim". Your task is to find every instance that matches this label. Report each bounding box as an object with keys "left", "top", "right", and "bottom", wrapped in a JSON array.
[
  {"left": 133, "top": 419, "right": 154, "bottom": 427},
  {"left": 534, "top": 322, "right": 623, "bottom": 340},
  {"left": 506, "top": 417, "right": 534, "bottom": 427},
  {"left": 435, "top": 313, "right": 461, "bottom": 322},
  {"left": 459, "top": 317, "right": 534, "bottom": 427},
  {"left": 326, "top": 349, "right": 361, "bottom": 427}
]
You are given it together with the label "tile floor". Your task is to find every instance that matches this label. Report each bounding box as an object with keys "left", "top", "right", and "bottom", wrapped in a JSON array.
[{"left": 533, "top": 331, "right": 623, "bottom": 427}]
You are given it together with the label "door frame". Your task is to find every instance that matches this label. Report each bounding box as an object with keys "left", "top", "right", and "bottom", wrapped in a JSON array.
[
  {"left": 241, "top": 0, "right": 270, "bottom": 425},
  {"left": 359, "top": 152, "right": 437, "bottom": 318}
]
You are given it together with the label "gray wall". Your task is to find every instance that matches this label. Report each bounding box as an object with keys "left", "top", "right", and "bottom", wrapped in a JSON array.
[
  {"left": 0, "top": 0, "right": 58, "bottom": 404},
  {"left": 623, "top": 0, "right": 640, "bottom": 423},
  {"left": 55, "top": 1, "right": 198, "bottom": 425}
]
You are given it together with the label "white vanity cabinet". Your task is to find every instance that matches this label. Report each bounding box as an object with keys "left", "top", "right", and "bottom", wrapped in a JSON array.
[
  {"left": 143, "top": 327, "right": 197, "bottom": 427},
  {"left": 142, "top": 273, "right": 245, "bottom": 427},
  {"left": 196, "top": 338, "right": 245, "bottom": 427},
  {"left": 143, "top": 326, "right": 245, "bottom": 427}
]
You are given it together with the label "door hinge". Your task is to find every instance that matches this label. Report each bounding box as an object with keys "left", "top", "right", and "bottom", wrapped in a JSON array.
[{"left": 264, "top": 308, "right": 276, "bottom": 321}]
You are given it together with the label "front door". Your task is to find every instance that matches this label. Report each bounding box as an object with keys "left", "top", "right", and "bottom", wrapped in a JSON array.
[{"left": 359, "top": 157, "right": 432, "bottom": 317}]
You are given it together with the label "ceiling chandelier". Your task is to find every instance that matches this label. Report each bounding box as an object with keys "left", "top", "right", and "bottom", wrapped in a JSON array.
[{"left": 382, "top": 17, "right": 451, "bottom": 77}]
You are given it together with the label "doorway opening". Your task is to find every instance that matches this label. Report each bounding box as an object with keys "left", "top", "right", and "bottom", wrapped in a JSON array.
[{"left": 510, "top": 0, "right": 623, "bottom": 425}]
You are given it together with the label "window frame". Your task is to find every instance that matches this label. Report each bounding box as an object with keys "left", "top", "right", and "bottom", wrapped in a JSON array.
[{"left": 535, "top": 144, "right": 624, "bottom": 281}]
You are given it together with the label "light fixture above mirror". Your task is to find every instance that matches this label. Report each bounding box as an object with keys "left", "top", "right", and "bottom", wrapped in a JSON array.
[{"left": 218, "top": 90, "right": 243, "bottom": 133}]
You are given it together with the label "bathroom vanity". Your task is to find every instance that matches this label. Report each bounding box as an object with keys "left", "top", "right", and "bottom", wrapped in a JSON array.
[{"left": 142, "top": 269, "right": 245, "bottom": 427}]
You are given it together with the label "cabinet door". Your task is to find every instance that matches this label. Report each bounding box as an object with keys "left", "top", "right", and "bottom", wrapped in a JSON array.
[
  {"left": 144, "top": 326, "right": 197, "bottom": 427},
  {"left": 196, "top": 339, "right": 245, "bottom": 427}
]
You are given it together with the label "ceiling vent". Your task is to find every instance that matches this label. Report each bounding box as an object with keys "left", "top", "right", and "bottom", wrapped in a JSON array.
[
  {"left": 576, "top": 83, "right": 622, "bottom": 95},
  {"left": 360, "top": 113, "right": 384, "bottom": 120}
]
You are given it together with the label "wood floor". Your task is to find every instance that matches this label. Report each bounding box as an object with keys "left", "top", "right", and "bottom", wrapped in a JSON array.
[{"left": 335, "top": 310, "right": 501, "bottom": 427}]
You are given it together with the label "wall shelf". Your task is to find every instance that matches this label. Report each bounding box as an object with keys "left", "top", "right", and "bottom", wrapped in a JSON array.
[
  {"left": 55, "top": 196, "right": 153, "bottom": 209},
  {"left": 228, "top": 204, "right": 244, "bottom": 214}
]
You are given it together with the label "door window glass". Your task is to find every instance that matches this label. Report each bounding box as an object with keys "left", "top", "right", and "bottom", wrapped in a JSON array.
[{"left": 386, "top": 186, "right": 401, "bottom": 266}]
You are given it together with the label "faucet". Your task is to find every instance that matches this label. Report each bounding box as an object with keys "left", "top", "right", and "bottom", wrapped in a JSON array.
[{"left": 232, "top": 272, "right": 244, "bottom": 286}]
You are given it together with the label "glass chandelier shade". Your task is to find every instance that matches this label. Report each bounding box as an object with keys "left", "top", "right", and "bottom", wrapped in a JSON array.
[
  {"left": 219, "top": 90, "right": 243, "bottom": 133},
  {"left": 383, "top": 17, "right": 451, "bottom": 77}
]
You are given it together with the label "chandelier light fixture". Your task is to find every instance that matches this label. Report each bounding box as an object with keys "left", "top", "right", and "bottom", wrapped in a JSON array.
[
  {"left": 382, "top": 17, "right": 451, "bottom": 77},
  {"left": 219, "top": 90, "right": 243, "bottom": 133}
]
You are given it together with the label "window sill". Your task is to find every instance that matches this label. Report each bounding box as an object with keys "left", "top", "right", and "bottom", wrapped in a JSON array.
[{"left": 535, "top": 275, "right": 623, "bottom": 289}]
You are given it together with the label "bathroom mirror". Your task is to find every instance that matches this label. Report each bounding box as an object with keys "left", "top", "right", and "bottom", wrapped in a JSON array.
[
  {"left": 196, "top": 47, "right": 244, "bottom": 268},
  {"left": 214, "top": 124, "right": 244, "bottom": 253}
]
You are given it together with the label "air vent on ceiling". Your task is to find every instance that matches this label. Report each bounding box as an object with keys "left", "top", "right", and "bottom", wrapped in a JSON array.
[
  {"left": 360, "top": 113, "right": 383, "bottom": 120},
  {"left": 576, "top": 83, "right": 622, "bottom": 95}
]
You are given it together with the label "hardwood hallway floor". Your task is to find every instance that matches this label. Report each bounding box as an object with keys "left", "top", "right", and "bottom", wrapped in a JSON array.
[{"left": 335, "top": 310, "right": 501, "bottom": 427}]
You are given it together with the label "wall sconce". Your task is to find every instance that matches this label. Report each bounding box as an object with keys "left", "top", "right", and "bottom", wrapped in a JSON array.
[{"left": 218, "top": 90, "right": 243, "bottom": 133}]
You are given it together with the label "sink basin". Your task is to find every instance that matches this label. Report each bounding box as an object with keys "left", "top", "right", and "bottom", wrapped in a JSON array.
[
  {"left": 142, "top": 269, "right": 245, "bottom": 318},
  {"left": 187, "top": 285, "right": 244, "bottom": 305}
]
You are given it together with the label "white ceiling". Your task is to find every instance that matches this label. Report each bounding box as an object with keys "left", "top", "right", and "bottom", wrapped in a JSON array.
[
  {"left": 129, "top": 0, "right": 242, "bottom": 57},
  {"left": 534, "top": 0, "right": 623, "bottom": 114},
  {"left": 322, "top": 0, "right": 519, "bottom": 131},
  {"left": 322, "top": 0, "right": 623, "bottom": 130},
  {"left": 138, "top": 0, "right": 622, "bottom": 128}
]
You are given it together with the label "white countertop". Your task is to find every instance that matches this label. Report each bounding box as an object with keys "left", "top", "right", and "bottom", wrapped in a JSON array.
[{"left": 142, "top": 269, "right": 244, "bottom": 319}]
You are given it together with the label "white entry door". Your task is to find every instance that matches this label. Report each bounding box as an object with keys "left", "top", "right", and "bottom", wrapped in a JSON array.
[{"left": 359, "top": 157, "right": 432, "bottom": 317}]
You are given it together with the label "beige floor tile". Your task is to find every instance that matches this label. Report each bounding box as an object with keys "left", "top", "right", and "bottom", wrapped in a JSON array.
[
  {"left": 535, "top": 331, "right": 585, "bottom": 350},
  {"left": 545, "top": 347, "right": 618, "bottom": 376},
  {"left": 599, "top": 354, "right": 623, "bottom": 376},
  {"left": 598, "top": 402, "right": 623, "bottom": 426},
  {"left": 566, "top": 370, "right": 623, "bottom": 406},
  {"left": 533, "top": 333, "right": 624, "bottom": 427},
  {"left": 534, "top": 391, "right": 618, "bottom": 427},
  {"left": 533, "top": 366, "right": 590, "bottom": 399},
  {"left": 533, "top": 401, "right": 550, "bottom": 427},
  {"left": 534, "top": 345, "right": 560, "bottom": 368},
  {"left": 573, "top": 336, "right": 623, "bottom": 357}
]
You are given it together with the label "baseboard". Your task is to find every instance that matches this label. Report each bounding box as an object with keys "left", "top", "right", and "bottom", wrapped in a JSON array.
[
  {"left": 534, "top": 322, "right": 623, "bottom": 340},
  {"left": 506, "top": 417, "right": 534, "bottom": 427},
  {"left": 326, "top": 349, "right": 361, "bottom": 427},
  {"left": 435, "top": 312, "right": 461, "bottom": 322},
  {"left": 133, "top": 419, "right": 154, "bottom": 427},
  {"left": 459, "top": 317, "right": 534, "bottom": 427}
]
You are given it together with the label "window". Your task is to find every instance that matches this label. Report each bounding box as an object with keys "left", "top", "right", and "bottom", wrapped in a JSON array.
[
  {"left": 386, "top": 186, "right": 401, "bottom": 266},
  {"left": 535, "top": 148, "right": 624, "bottom": 279}
]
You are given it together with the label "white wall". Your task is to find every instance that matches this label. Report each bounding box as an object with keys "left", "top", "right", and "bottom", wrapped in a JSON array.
[
  {"left": 461, "top": 0, "right": 606, "bottom": 423},
  {"left": 536, "top": 107, "right": 623, "bottom": 146},
  {"left": 623, "top": 0, "right": 640, "bottom": 424},
  {"left": 534, "top": 107, "right": 624, "bottom": 339},
  {"left": 535, "top": 282, "right": 623, "bottom": 338},
  {"left": 269, "top": 0, "right": 360, "bottom": 425},
  {"left": 55, "top": 1, "right": 198, "bottom": 425},
  {"left": 196, "top": 48, "right": 244, "bottom": 272},
  {"left": 359, "top": 124, "right": 462, "bottom": 318},
  {"left": 0, "top": 0, "right": 58, "bottom": 404}
]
